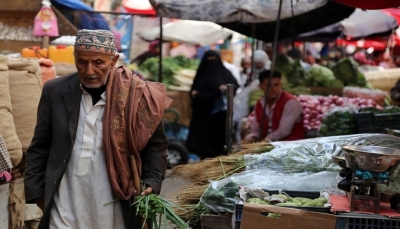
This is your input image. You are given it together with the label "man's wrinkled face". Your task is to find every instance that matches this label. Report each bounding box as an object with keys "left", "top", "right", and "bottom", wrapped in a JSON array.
[
  {"left": 241, "top": 59, "right": 251, "bottom": 71},
  {"left": 259, "top": 77, "right": 282, "bottom": 100},
  {"left": 74, "top": 51, "right": 118, "bottom": 88}
]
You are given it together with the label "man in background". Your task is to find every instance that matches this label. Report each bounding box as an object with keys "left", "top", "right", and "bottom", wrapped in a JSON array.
[{"left": 242, "top": 70, "right": 304, "bottom": 143}]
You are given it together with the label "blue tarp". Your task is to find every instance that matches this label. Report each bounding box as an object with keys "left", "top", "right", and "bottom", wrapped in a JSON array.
[{"left": 51, "top": 0, "right": 109, "bottom": 30}]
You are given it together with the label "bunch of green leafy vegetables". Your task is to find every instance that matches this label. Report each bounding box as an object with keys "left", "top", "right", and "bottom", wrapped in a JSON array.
[{"left": 139, "top": 55, "right": 199, "bottom": 87}]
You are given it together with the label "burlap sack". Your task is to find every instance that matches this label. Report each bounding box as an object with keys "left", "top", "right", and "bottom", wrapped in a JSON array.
[
  {"left": 8, "top": 58, "right": 42, "bottom": 151},
  {"left": 8, "top": 177, "right": 25, "bottom": 229},
  {"left": 39, "top": 58, "right": 56, "bottom": 85},
  {"left": 0, "top": 55, "right": 23, "bottom": 167},
  {"left": 54, "top": 62, "right": 77, "bottom": 76}
]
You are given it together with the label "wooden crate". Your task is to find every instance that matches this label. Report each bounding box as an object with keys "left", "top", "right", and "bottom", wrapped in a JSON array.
[
  {"left": 201, "top": 214, "right": 232, "bottom": 229},
  {"left": 309, "top": 86, "right": 343, "bottom": 96}
]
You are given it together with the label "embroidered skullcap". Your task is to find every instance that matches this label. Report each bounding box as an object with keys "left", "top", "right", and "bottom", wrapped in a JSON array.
[{"left": 74, "top": 29, "right": 117, "bottom": 55}]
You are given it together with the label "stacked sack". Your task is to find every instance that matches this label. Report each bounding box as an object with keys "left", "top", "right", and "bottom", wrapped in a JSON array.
[
  {"left": 0, "top": 55, "right": 22, "bottom": 167},
  {"left": 0, "top": 55, "right": 44, "bottom": 229},
  {"left": 8, "top": 57, "right": 42, "bottom": 152}
]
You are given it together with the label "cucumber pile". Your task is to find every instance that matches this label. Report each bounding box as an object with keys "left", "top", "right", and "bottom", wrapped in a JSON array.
[{"left": 247, "top": 194, "right": 328, "bottom": 208}]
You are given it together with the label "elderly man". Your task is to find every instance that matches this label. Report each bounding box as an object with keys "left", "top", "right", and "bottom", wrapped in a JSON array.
[
  {"left": 24, "top": 29, "right": 171, "bottom": 229},
  {"left": 251, "top": 50, "right": 271, "bottom": 82}
]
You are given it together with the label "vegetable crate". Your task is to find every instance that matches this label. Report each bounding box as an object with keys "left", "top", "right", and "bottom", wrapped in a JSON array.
[
  {"left": 335, "top": 213, "right": 400, "bottom": 229},
  {"left": 355, "top": 112, "right": 400, "bottom": 134},
  {"left": 234, "top": 190, "right": 329, "bottom": 229}
]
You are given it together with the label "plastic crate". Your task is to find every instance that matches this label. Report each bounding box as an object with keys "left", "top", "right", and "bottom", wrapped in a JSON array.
[
  {"left": 336, "top": 212, "right": 400, "bottom": 229},
  {"left": 355, "top": 112, "right": 400, "bottom": 134},
  {"left": 234, "top": 190, "right": 330, "bottom": 229}
]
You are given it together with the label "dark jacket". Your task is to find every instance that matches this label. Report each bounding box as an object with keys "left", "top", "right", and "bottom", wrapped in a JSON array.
[{"left": 24, "top": 73, "right": 168, "bottom": 229}]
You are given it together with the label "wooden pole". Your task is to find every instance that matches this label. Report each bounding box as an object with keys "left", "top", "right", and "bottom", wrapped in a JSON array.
[{"left": 158, "top": 17, "right": 163, "bottom": 83}]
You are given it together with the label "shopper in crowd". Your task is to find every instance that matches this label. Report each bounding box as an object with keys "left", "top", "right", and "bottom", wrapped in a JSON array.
[
  {"left": 287, "top": 48, "right": 313, "bottom": 70},
  {"left": 353, "top": 51, "right": 375, "bottom": 66},
  {"left": 132, "top": 40, "right": 160, "bottom": 66},
  {"left": 241, "top": 57, "right": 252, "bottom": 87},
  {"left": 251, "top": 50, "right": 271, "bottom": 81},
  {"left": 24, "top": 29, "right": 171, "bottom": 229},
  {"left": 187, "top": 50, "right": 238, "bottom": 159},
  {"left": 372, "top": 50, "right": 389, "bottom": 68},
  {"left": 242, "top": 70, "right": 304, "bottom": 143}
]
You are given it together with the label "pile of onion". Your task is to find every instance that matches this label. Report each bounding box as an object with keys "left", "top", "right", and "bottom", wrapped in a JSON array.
[{"left": 297, "top": 95, "right": 382, "bottom": 130}]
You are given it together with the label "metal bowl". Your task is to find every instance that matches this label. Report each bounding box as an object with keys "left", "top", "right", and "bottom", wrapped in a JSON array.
[
  {"left": 385, "top": 128, "right": 400, "bottom": 137},
  {"left": 341, "top": 145, "right": 400, "bottom": 173}
]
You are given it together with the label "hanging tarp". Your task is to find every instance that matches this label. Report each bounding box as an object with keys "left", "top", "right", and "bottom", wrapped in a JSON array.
[
  {"left": 149, "top": 0, "right": 329, "bottom": 23},
  {"left": 51, "top": 0, "right": 109, "bottom": 30},
  {"left": 137, "top": 20, "right": 235, "bottom": 46},
  {"left": 299, "top": 8, "right": 398, "bottom": 41},
  {"left": 218, "top": 1, "right": 354, "bottom": 42}
]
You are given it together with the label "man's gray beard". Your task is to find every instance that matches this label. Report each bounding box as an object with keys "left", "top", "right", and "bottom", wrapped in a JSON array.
[{"left": 84, "top": 67, "right": 111, "bottom": 88}]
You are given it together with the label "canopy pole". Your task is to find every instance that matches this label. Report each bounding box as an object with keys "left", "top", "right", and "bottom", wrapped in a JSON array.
[
  {"left": 290, "top": 0, "right": 296, "bottom": 48},
  {"left": 259, "top": 0, "right": 283, "bottom": 140},
  {"left": 158, "top": 17, "right": 163, "bottom": 83},
  {"left": 251, "top": 24, "right": 256, "bottom": 81}
]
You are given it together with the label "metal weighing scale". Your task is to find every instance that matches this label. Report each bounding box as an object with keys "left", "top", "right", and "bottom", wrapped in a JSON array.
[{"left": 335, "top": 145, "right": 400, "bottom": 213}]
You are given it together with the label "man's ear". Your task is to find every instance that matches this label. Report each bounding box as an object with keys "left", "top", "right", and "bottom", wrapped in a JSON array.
[{"left": 111, "top": 54, "right": 120, "bottom": 67}]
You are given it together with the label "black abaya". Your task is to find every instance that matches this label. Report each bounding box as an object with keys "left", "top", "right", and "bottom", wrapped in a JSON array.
[{"left": 186, "top": 50, "right": 238, "bottom": 159}]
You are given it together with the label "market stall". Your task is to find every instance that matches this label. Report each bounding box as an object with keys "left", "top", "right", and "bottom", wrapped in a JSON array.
[
  {"left": 168, "top": 134, "right": 400, "bottom": 229},
  {"left": 0, "top": 0, "right": 78, "bottom": 53}
]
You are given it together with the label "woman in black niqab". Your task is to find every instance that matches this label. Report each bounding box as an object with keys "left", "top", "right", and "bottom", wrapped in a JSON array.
[{"left": 186, "top": 50, "right": 238, "bottom": 159}]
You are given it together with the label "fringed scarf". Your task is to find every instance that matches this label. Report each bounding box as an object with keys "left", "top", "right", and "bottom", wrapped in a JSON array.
[{"left": 103, "top": 66, "right": 172, "bottom": 200}]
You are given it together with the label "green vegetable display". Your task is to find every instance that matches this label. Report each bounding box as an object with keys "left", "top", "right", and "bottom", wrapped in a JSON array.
[
  {"left": 274, "top": 54, "right": 294, "bottom": 76},
  {"left": 332, "top": 58, "right": 366, "bottom": 87},
  {"left": 139, "top": 55, "right": 199, "bottom": 87},
  {"left": 308, "top": 65, "right": 343, "bottom": 88},
  {"left": 246, "top": 195, "right": 328, "bottom": 208},
  {"left": 285, "top": 60, "right": 312, "bottom": 87},
  {"left": 318, "top": 108, "right": 357, "bottom": 137},
  {"left": 248, "top": 89, "right": 264, "bottom": 107}
]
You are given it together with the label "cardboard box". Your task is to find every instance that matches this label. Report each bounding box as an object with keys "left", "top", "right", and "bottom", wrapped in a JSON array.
[{"left": 241, "top": 203, "right": 337, "bottom": 229}]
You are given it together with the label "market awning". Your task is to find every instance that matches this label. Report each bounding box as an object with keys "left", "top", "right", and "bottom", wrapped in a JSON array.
[
  {"left": 149, "top": 0, "right": 330, "bottom": 23},
  {"left": 332, "top": 0, "right": 400, "bottom": 10},
  {"left": 299, "top": 9, "right": 399, "bottom": 41},
  {"left": 218, "top": 1, "right": 354, "bottom": 42},
  {"left": 137, "top": 20, "right": 235, "bottom": 46}
]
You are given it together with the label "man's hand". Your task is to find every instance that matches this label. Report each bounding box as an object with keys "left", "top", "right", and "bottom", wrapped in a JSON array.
[
  {"left": 262, "top": 137, "right": 271, "bottom": 143},
  {"left": 141, "top": 186, "right": 154, "bottom": 196},
  {"left": 35, "top": 198, "right": 45, "bottom": 212},
  {"left": 219, "top": 85, "right": 227, "bottom": 90},
  {"left": 242, "top": 136, "right": 258, "bottom": 144}
]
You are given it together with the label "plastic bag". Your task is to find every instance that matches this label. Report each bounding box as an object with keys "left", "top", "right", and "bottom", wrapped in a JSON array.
[
  {"left": 343, "top": 86, "right": 387, "bottom": 106},
  {"left": 318, "top": 106, "right": 357, "bottom": 137},
  {"left": 33, "top": 1, "right": 59, "bottom": 37},
  {"left": 245, "top": 134, "right": 400, "bottom": 173},
  {"left": 200, "top": 179, "right": 238, "bottom": 213},
  {"left": 211, "top": 94, "right": 227, "bottom": 114},
  {"left": 200, "top": 169, "right": 340, "bottom": 213}
]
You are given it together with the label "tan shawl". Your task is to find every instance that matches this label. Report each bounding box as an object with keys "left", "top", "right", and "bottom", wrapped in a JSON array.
[{"left": 103, "top": 66, "right": 172, "bottom": 200}]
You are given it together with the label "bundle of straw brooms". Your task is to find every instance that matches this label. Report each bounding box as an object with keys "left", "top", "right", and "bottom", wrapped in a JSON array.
[{"left": 167, "top": 143, "right": 274, "bottom": 226}]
